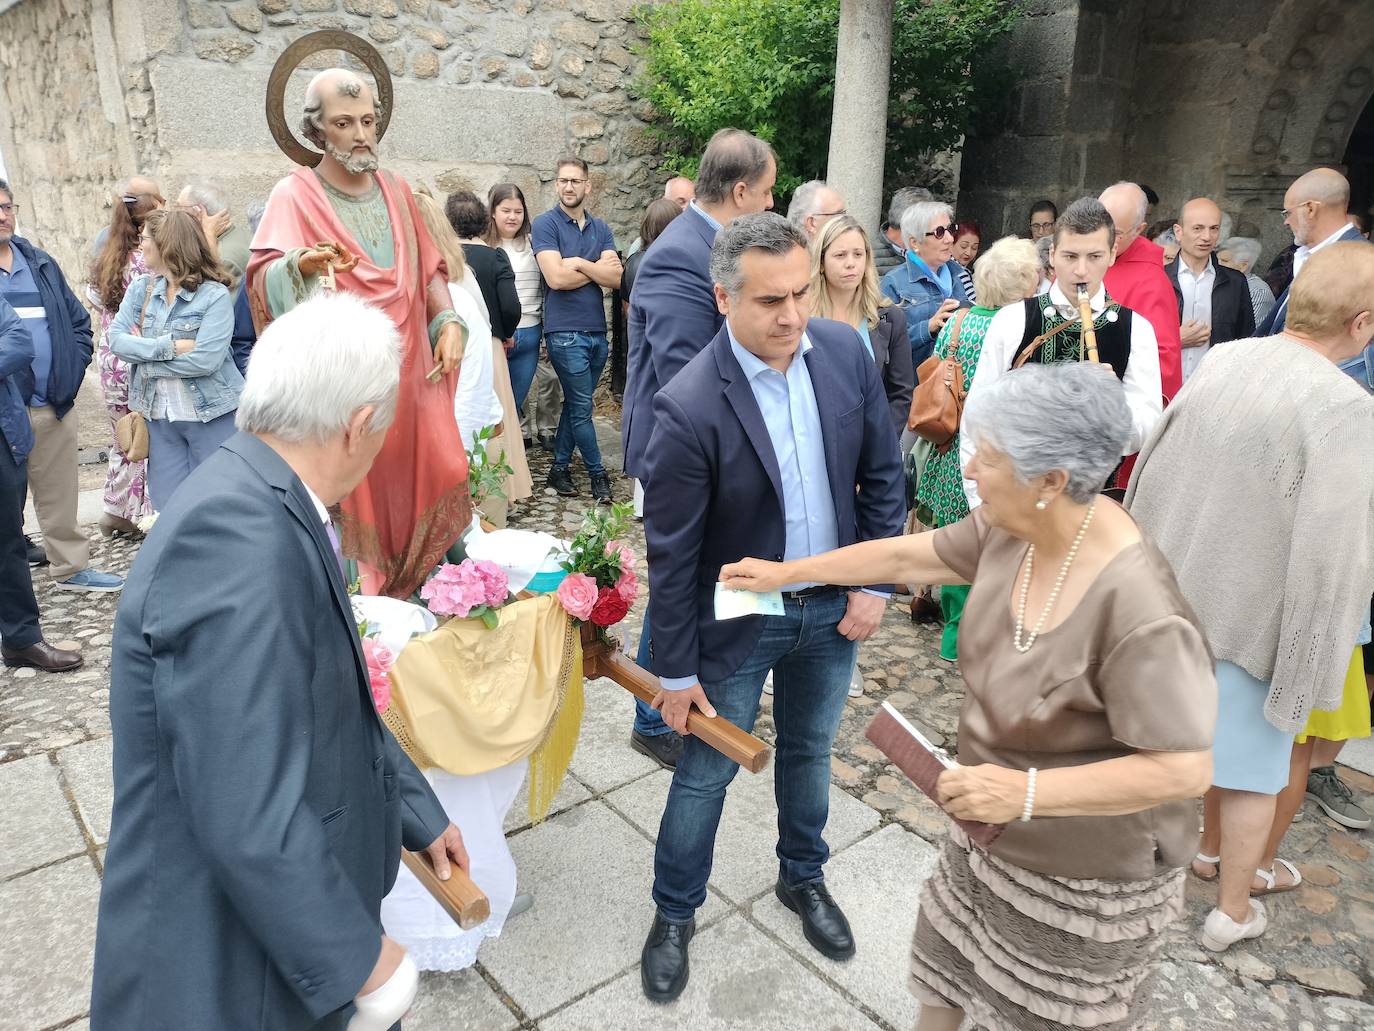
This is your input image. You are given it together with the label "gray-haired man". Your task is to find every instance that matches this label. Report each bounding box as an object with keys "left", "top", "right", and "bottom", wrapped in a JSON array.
[
  {"left": 93, "top": 292, "right": 469, "bottom": 1030},
  {"left": 178, "top": 180, "right": 252, "bottom": 285}
]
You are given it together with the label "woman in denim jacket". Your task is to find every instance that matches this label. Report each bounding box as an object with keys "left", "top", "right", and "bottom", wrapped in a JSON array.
[
  {"left": 109, "top": 209, "right": 241, "bottom": 510},
  {"left": 878, "top": 200, "right": 971, "bottom": 373}
]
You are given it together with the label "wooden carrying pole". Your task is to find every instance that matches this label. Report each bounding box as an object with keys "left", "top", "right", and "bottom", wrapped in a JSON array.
[
  {"left": 401, "top": 849, "right": 491, "bottom": 930},
  {"left": 580, "top": 630, "right": 772, "bottom": 774}
]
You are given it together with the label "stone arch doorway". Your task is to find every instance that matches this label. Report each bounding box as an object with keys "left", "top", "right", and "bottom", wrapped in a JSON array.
[{"left": 1345, "top": 97, "right": 1374, "bottom": 228}]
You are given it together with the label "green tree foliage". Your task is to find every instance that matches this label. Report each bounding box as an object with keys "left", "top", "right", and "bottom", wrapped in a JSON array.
[{"left": 634, "top": 0, "right": 1020, "bottom": 199}]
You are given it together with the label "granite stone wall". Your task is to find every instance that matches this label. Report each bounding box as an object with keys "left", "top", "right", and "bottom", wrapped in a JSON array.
[{"left": 0, "top": 0, "right": 670, "bottom": 283}]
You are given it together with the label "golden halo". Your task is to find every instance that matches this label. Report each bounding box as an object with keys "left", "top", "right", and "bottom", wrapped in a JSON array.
[{"left": 265, "top": 30, "right": 393, "bottom": 168}]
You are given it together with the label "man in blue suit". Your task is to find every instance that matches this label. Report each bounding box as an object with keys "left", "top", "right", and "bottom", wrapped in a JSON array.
[
  {"left": 92, "top": 293, "right": 468, "bottom": 1031},
  {"left": 638, "top": 214, "right": 905, "bottom": 1002},
  {"left": 1260, "top": 167, "right": 1368, "bottom": 334},
  {"left": 621, "top": 128, "right": 777, "bottom": 768}
]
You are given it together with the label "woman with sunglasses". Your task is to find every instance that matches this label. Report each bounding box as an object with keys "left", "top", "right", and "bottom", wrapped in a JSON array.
[{"left": 879, "top": 201, "right": 971, "bottom": 371}]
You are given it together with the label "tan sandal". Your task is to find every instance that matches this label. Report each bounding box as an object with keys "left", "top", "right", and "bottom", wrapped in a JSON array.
[
  {"left": 1251, "top": 857, "right": 1302, "bottom": 896},
  {"left": 1190, "top": 852, "right": 1220, "bottom": 881}
]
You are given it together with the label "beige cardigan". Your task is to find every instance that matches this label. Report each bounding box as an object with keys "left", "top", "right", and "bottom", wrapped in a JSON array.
[{"left": 1126, "top": 334, "right": 1374, "bottom": 733}]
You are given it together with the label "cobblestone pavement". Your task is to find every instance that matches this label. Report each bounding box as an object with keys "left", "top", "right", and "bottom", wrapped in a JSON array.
[{"left": 2, "top": 420, "right": 1371, "bottom": 1030}]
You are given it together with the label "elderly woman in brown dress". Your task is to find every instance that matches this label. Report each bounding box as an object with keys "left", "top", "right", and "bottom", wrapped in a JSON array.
[{"left": 722, "top": 362, "right": 1215, "bottom": 1031}]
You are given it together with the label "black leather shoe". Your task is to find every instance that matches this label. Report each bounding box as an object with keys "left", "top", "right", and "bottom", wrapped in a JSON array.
[
  {"left": 590, "top": 472, "right": 613, "bottom": 503},
  {"left": 546, "top": 465, "right": 577, "bottom": 496},
  {"left": 2, "top": 641, "right": 83, "bottom": 673},
  {"left": 631, "top": 729, "right": 683, "bottom": 770},
  {"left": 25, "top": 535, "right": 48, "bottom": 567},
  {"left": 775, "top": 878, "right": 855, "bottom": 960},
  {"left": 641, "top": 912, "right": 694, "bottom": 1003}
]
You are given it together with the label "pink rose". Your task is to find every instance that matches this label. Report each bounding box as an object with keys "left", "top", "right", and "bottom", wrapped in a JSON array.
[
  {"left": 614, "top": 568, "right": 638, "bottom": 606},
  {"left": 606, "top": 539, "right": 636, "bottom": 576},
  {"left": 556, "top": 572, "right": 599, "bottom": 621},
  {"left": 362, "top": 638, "right": 395, "bottom": 713}
]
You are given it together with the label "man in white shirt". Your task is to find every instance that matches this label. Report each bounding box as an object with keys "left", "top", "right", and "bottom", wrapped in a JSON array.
[
  {"left": 1167, "top": 198, "right": 1255, "bottom": 383},
  {"left": 1260, "top": 167, "right": 1367, "bottom": 334},
  {"left": 961, "top": 197, "right": 1162, "bottom": 507}
]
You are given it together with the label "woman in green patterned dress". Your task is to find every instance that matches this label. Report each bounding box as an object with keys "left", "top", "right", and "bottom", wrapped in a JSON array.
[{"left": 916, "top": 236, "right": 1041, "bottom": 661}]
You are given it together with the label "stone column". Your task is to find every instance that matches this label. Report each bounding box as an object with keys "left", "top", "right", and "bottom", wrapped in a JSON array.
[{"left": 825, "top": 0, "right": 894, "bottom": 237}]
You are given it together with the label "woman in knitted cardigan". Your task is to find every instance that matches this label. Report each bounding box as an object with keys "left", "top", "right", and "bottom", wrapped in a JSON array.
[{"left": 1128, "top": 241, "right": 1374, "bottom": 952}]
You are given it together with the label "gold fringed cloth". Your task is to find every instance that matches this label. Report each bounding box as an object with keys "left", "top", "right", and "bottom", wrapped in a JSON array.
[{"left": 382, "top": 594, "right": 583, "bottom": 824}]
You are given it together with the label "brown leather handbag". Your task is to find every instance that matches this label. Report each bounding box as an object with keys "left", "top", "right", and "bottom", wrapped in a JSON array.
[{"left": 907, "top": 309, "right": 968, "bottom": 450}]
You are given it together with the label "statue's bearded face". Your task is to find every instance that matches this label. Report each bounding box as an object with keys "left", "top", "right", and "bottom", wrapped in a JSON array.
[{"left": 320, "top": 92, "right": 380, "bottom": 175}]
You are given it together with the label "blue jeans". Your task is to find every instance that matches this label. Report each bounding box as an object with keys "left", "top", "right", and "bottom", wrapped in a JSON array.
[
  {"left": 652, "top": 590, "right": 856, "bottom": 922},
  {"left": 545, "top": 331, "right": 607, "bottom": 476},
  {"left": 146, "top": 410, "right": 237, "bottom": 510},
  {"left": 508, "top": 324, "right": 542, "bottom": 412},
  {"left": 634, "top": 611, "right": 671, "bottom": 737}
]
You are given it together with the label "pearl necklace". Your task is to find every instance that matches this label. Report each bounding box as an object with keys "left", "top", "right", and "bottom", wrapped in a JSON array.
[{"left": 1013, "top": 501, "right": 1097, "bottom": 653}]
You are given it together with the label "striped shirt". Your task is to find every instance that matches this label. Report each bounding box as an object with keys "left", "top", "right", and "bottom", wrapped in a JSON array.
[{"left": 500, "top": 237, "right": 543, "bottom": 329}]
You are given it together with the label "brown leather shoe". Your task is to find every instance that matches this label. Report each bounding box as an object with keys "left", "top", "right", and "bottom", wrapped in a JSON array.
[
  {"left": 2, "top": 641, "right": 84, "bottom": 673},
  {"left": 909, "top": 594, "right": 942, "bottom": 625}
]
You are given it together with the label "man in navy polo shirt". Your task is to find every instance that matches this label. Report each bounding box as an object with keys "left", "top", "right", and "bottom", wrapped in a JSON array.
[
  {"left": 532, "top": 156, "right": 622, "bottom": 501},
  {"left": 0, "top": 179, "right": 122, "bottom": 595}
]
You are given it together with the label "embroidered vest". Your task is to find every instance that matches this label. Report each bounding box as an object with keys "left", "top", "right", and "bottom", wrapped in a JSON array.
[{"left": 1013, "top": 293, "right": 1134, "bottom": 380}]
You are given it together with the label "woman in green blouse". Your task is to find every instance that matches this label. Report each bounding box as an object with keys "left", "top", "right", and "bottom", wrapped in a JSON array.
[{"left": 916, "top": 236, "right": 1041, "bottom": 661}]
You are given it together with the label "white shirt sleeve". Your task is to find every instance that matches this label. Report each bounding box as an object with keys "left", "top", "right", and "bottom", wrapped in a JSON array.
[
  {"left": 1121, "top": 312, "right": 1163, "bottom": 454},
  {"left": 959, "top": 302, "right": 1027, "bottom": 509},
  {"left": 448, "top": 283, "right": 502, "bottom": 453}
]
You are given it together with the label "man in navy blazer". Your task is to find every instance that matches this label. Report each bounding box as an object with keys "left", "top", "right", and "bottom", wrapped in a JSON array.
[
  {"left": 1260, "top": 168, "right": 1369, "bottom": 334},
  {"left": 92, "top": 294, "right": 467, "bottom": 1031},
  {"left": 638, "top": 214, "right": 905, "bottom": 1003},
  {"left": 621, "top": 128, "right": 778, "bottom": 767}
]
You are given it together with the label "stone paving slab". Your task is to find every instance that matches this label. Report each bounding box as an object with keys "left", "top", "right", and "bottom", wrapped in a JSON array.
[
  {"left": 0, "top": 857, "right": 100, "bottom": 1031},
  {"left": 539, "top": 913, "right": 877, "bottom": 1031},
  {"left": 0, "top": 754, "right": 85, "bottom": 879},
  {"left": 405, "top": 969, "right": 519, "bottom": 1031},
  {"left": 505, "top": 763, "right": 593, "bottom": 835},
  {"left": 752, "top": 823, "right": 938, "bottom": 1031},
  {"left": 604, "top": 762, "right": 882, "bottom": 907},
  {"left": 564, "top": 678, "right": 661, "bottom": 794},
  {"left": 479, "top": 799, "right": 729, "bottom": 1020},
  {"left": 1341, "top": 735, "right": 1374, "bottom": 777},
  {"left": 57, "top": 736, "right": 113, "bottom": 846}
]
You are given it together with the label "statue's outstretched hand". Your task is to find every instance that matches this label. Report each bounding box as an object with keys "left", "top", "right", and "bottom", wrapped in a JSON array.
[{"left": 299, "top": 241, "right": 360, "bottom": 279}]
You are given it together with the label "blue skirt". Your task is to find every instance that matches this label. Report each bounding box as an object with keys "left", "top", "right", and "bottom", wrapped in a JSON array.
[{"left": 1212, "top": 661, "right": 1294, "bottom": 794}]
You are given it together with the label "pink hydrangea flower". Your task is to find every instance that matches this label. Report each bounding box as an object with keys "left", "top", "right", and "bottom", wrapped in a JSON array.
[
  {"left": 361, "top": 637, "right": 395, "bottom": 713},
  {"left": 421, "top": 561, "right": 489, "bottom": 618},
  {"left": 471, "top": 559, "right": 510, "bottom": 609},
  {"left": 556, "top": 572, "right": 599, "bottom": 621}
]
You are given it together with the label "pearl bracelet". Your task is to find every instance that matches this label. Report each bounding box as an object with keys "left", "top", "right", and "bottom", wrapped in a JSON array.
[{"left": 1021, "top": 767, "right": 1038, "bottom": 822}]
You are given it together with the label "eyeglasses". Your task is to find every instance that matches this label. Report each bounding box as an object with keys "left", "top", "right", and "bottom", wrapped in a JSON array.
[
  {"left": 1281, "top": 200, "right": 1317, "bottom": 219},
  {"left": 1029, "top": 220, "right": 1055, "bottom": 231},
  {"left": 816, "top": 208, "right": 847, "bottom": 219},
  {"left": 0, "top": 203, "right": 17, "bottom": 216},
  {"left": 924, "top": 223, "right": 959, "bottom": 240},
  {"left": 556, "top": 177, "right": 588, "bottom": 187}
]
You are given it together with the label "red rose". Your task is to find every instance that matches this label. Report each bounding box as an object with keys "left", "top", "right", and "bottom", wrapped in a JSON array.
[{"left": 589, "top": 584, "right": 631, "bottom": 627}]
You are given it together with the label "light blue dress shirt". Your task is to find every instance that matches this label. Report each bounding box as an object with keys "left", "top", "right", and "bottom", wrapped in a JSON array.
[
  {"left": 659, "top": 325, "right": 851, "bottom": 693},
  {"left": 688, "top": 199, "right": 722, "bottom": 233}
]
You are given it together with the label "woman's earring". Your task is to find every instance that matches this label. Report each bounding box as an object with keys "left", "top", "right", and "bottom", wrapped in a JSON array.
[{"left": 1035, "top": 499, "right": 1049, "bottom": 511}]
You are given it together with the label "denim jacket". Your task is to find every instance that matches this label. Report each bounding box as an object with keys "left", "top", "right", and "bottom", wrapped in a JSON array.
[
  {"left": 109, "top": 274, "right": 242, "bottom": 422},
  {"left": 1338, "top": 342, "right": 1374, "bottom": 394},
  {"left": 0, "top": 296, "right": 36, "bottom": 464},
  {"left": 879, "top": 255, "right": 971, "bottom": 372}
]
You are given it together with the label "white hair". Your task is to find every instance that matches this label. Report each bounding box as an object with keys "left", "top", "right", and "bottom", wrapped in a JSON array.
[
  {"left": 1222, "top": 235, "right": 1262, "bottom": 269},
  {"left": 180, "top": 180, "right": 229, "bottom": 215},
  {"left": 787, "top": 180, "right": 831, "bottom": 229},
  {"left": 964, "top": 362, "right": 1130, "bottom": 503},
  {"left": 900, "top": 201, "right": 953, "bottom": 245},
  {"left": 973, "top": 236, "right": 1040, "bottom": 309},
  {"left": 236, "top": 292, "right": 401, "bottom": 444},
  {"left": 1099, "top": 181, "right": 1148, "bottom": 228}
]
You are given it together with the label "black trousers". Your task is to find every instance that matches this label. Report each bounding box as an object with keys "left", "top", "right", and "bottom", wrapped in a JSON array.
[{"left": 0, "top": 427, "right": 41, "bottom": 650}]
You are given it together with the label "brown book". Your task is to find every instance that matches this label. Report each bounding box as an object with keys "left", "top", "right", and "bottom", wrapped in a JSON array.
[{"left": 865, "top": 701, "right": 1004, "bottom": 848}]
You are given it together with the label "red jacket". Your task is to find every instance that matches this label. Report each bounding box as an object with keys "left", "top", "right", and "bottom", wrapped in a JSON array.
[{"left": 1103, "top": 236, "right": 1182, "bottom": 401}]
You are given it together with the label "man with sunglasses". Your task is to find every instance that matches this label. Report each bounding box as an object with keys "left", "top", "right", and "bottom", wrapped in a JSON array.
[
  {"left": 879, "top": 200, "right": 971, "bottom": 369},
  {"left": 1260, "top": 167, "right": 1367, "bottom": 335}
]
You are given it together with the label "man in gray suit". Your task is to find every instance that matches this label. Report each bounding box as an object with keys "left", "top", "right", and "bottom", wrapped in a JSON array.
[{"left": 92, "top": 292, "right": 467, "bottom": 1030}]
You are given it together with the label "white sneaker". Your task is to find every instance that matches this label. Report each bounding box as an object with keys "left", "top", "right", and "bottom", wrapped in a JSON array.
[
  {"left": 1200, "top": 898, "right": 1267, "bottom": 952},
  {"left": 848, "top": 667, "right": 864, "bottom": 697},
  {"left": 762, "top": 671, "right": 774, "bottom": 696}
]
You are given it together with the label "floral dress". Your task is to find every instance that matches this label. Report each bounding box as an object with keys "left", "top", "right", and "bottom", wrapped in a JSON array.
[{"left": 90, "top": 251, "right": 153, "bottom": 522}]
